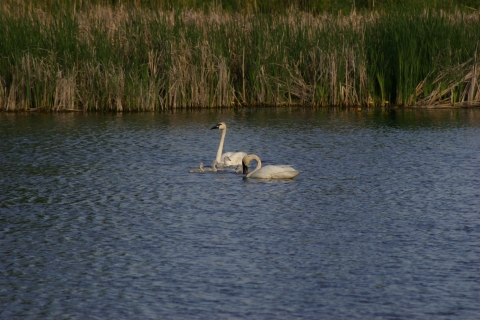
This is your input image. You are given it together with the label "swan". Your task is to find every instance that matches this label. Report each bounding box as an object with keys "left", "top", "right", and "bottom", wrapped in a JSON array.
[
  {"left": 242, "top": 154, "right": 300, "bottom": 179},
  {"left": 189, "top": 161, "right": 218, "bottom": 173},
  {"left": 210, "top": 122, "right": 247, "bottom": 168},
  {"left": 224, "top": 156, "right": 243, "bottom": 174},
  {"left": 202, "top": 161, "right": 218, "bottom": 173},
  {"left": 235, "top": 164, "right": 243, "bottom": 174},
  {"left": 189, "top": 162, "right": 204, "bottom": 173}
]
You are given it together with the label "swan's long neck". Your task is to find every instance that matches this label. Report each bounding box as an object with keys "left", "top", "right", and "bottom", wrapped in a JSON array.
[
  {"left": 246, "top": 155, "right": 262, "bottom": 178},
  {"left": 216, "top": 128, "right": 226, "bottom": 163}
]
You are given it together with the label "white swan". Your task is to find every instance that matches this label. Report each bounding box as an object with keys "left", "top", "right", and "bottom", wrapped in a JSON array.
[
  {"left": 211, "top": 122, "right": 247, "bottom": 168},
  {"left": 189, "top": 161, "right": 218, "bottom": 173},
  {"left": 242, "top": 154, "right": 300, "bottom": 179}
]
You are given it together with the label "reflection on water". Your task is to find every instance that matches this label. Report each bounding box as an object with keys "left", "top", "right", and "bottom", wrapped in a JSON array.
[{"left": 1, "top": 108, "right": 480, "bottom": 319}]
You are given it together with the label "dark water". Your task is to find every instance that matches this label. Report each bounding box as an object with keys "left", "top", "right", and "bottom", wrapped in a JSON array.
[{"left": 1, "top": 108, "right": 479, "bottom": 319}]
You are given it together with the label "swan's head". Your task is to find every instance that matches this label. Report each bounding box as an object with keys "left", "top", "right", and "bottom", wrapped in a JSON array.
[
  {"left": 242, "top": 154, "right": 261, "bottom": 174},
  {"left": 210, "top": 122, "right": 226, "bottom": 130},
  {"left": 242, "top": 162, "right": 248, "bottom": 174},
  {"left": 242, "top": 154, "right": 255, "bottom": 174}
]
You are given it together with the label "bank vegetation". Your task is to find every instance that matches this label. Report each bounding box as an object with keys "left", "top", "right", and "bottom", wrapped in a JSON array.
[{"left": 1, "top": 0, "right": 479, "bottom": 111}]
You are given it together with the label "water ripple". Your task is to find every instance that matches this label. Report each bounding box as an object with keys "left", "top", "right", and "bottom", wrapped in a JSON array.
[{"left": 1, "top": 110, "right": 479, "bottom": 319}]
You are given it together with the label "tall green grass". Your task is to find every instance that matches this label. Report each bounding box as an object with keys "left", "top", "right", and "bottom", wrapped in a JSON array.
[
  {"left": 0, "top": 1, "right": 479, "bottom": 111},
  {"left": 365, "top": 9, "right": 480, "bottom": 106}
]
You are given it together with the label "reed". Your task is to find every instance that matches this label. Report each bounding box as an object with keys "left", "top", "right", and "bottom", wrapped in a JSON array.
[
  {"left": 0, "top": 1, "right": 479, "bottom": 111},
  {"left": 364, "top": 9, "right": 480, "bottom": 107}
]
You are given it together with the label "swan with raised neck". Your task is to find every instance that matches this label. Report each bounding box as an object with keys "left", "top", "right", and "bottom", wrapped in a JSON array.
[{"left": 210, "top": 122, "right": 247, "bottom": 168}]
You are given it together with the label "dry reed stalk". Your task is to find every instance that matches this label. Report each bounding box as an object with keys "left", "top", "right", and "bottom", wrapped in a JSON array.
[
  {"left": 329, "top": 52, "right": 338, "bottom": 106},
  {"left": 76, "top": 63, "right": 97, "bottom": 111},
  {"left": 145, "top": 50, "right": 162, "bottom": 110},
  {"left": 77, "top": 5, "right": 130, "bottom": 41},
  {"left": 0, "top": 78, "right": 5, "bottom": 109},
  {"left": 468, "top": 43, "right": 478, "bottom": 101},
  {"left": 280, "top": 59, "right": 314, "bottom": 105},
  {"left": 6, "top": 76, "right": 18, "bottom": 111},
  {"left": 53, "top": 71, "right": 76, "bottom": 111},
  {"left": 216, "top": 56, "right": 233, "bottom": 107},
  {"left": 341, "top": 47, "right": 360, "bottom": 106},
  {"left": 167, "top": 46, "right": 188, "bottom": 109},
  {"left": 107, "top": 65, "right": 125, "bottom": 112},
  {"left": 416, "top": 58, "right": 480, "bottom": 106},
  {"left": 461, "top": 62, "right": 480, "bottom": 103}
]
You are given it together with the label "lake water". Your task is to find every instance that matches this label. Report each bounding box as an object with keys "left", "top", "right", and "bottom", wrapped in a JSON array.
[{"left": 1, "top": 108, "right": 479, "bottom": 319}]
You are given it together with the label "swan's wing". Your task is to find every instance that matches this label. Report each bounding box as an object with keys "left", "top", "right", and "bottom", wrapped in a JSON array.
[
  {"left": 221, "top": 152, "right": 234, "bottom": 159},
  {"left": 221, "top": 152, "right": 247, "bottom": 166},
  {"left": 269, "top": 170, "right": 300, "bottom": 179},
  {"left": 254, "top": 165, "right": 300, "bottom": 179},
  {"left": 262, "top": 165, "right": 297, "bottom": 171}
]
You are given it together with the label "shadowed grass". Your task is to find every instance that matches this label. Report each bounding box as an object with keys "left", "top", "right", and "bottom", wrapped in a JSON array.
[{"left": 364, "top": 9, "right": 480, "bottom": 107}]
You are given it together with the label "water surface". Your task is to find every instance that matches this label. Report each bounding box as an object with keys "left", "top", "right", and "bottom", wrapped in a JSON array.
[{"left": 1, "top": 108, "right": 480, "bottom": 319}]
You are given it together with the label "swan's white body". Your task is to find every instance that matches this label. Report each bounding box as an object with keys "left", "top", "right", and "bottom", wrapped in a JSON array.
[
  {"left": 189, "top": 161, "right": 218, "bottom": 173},
  {"left": 211, "top": 122, "right": 247, "bottom": 168},
  {"left": 242, "top": 154, "right": 300, "bottom": 179}
]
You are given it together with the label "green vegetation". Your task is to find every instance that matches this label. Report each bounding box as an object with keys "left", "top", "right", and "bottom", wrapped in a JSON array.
[
  {"left": 21, "top": 0, "right": 479, "bottom": 13},
  {"left": 0, "top": 0, "right": 479, "bottom": 111}
]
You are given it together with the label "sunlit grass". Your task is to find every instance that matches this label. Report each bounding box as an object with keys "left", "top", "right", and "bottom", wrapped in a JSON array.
[{"left": 0, "top": 1, "right": 479, "bottom": 111}]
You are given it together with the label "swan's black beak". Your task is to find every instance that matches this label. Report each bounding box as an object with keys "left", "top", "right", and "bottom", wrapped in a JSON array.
[
  {"left": 242, "top": 163, "right": 248, "bottom": 174},
  {"left": 210, "top": 124, "right": 220, "bottom": 130}
]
